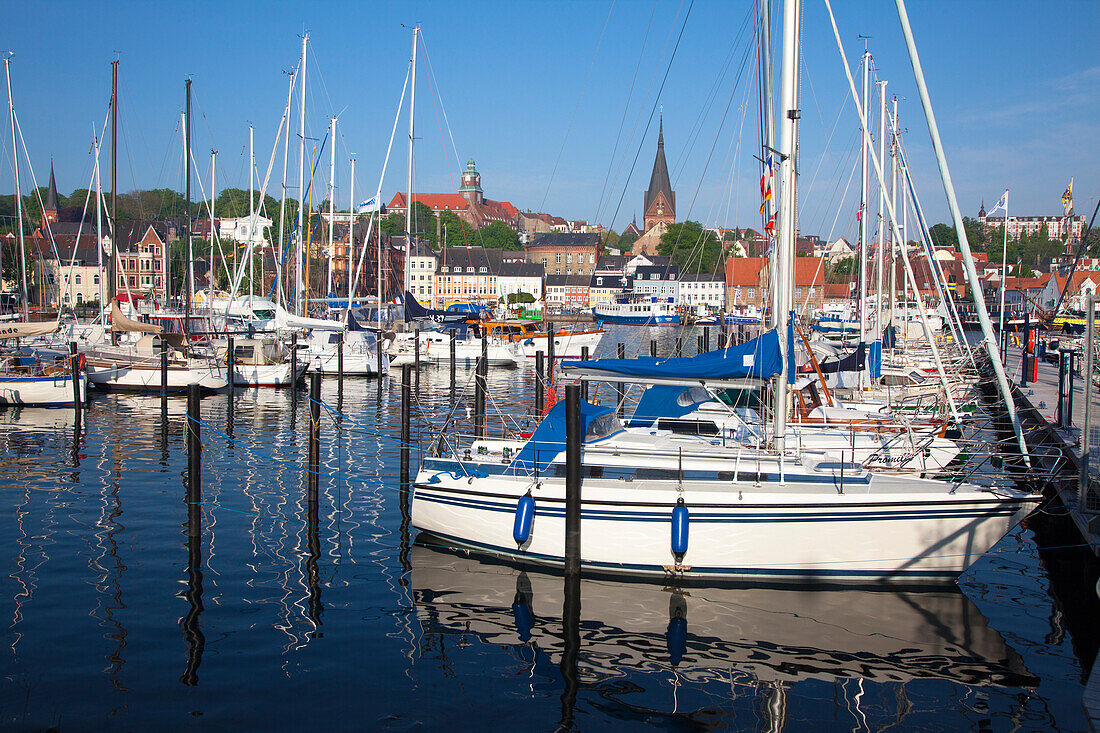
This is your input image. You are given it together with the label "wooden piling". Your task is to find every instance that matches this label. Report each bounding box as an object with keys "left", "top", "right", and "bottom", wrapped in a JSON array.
[
  {"left": 535, "top": 350, "right": 545, "bottom": 415},
  {"left": 580, "top": 346, "right": 589, "bottom": 402},
  {"left": 675, "top": 337, "right": 682, "bottom": 357},
  {"left": 400, "top": 364, "right": 411, "bottom": 486},
  {"left": 227, "top": 337, "right": 235, "bottom": 394},
  {"left": 564, "top": 385, "right": 582, "bottom": 577},
  {"left": 449, "top": 331, "right": 457, "bottom": 394},
  {"left": 650, "top": 339, "right": 657, "bottom": 358},
  {"left": 308, "top": 371, "right": 321, "bottom": 494},
  {"left": 160, "top": 336, "right": 169, "bottom": 400},
  {"left": 336, "top": 330, "right": 344, "bottom": 384},
  {"left": 186, "top": 383, "right": 202, "bottom": 504},
  {"left": 475, "top": 336, "right": 488, "bottom": 438},
  {"left": 703, "top": 326, "right": 710, "bottom": 352},
  {"left": 68, "top": 342, "right": 82, "bottom": 424},
  {"left": 616, "top": 342, "right": 625, "bottom": 416}
]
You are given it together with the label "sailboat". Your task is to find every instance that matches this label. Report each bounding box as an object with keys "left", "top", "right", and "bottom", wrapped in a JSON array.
[{"left": 409, "top": 0, "right": 1039, "bottom": 584}]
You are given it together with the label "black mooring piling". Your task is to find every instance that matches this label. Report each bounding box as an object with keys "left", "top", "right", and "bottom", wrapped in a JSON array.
[
  {"left": 68, "top": 342, "right": 82, "bottom": 425},
  {"left": 308, "top": 371, "right": 321, "bottom": 495},
  {"left": 400, "top": 364, "right": 412, "bottom": 486},
  {"left": 160, "top": 336, "right": 169, "bottom": 401},
  {"left": 535, "top": 350, "right": 545, "bottom": 415},
  {"left": 580, "top": 346, "right": 589, "bottom": 401},
  {"left": 227, "top": 337, "right": 235, "bottom": 395},
  {"left": 564, "top": 384, "right": 582, "bottom": 578},
  {"left": 474, "top": 336, "right": 488, "bottom": 438},
  {"left": 186, "top": 383, "right": 202, "bottom": 504},
  {"left": 616, "top": 342, "right": 625, "bottom": 416},
  {"left": 650, "top": 339, "right": 657, "bottom": 358}
]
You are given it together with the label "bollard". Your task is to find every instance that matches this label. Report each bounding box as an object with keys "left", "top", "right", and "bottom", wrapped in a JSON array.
[
  {"left": 535, "top": 351, "right": 545, "bottom": 415},
  {"left": 400, "top": 364, "right": 411, "bottom": 486},
  {"left": 580, "top": 346, "right": 589, "bottom": 402},
  {"left": 227, "top": 337, "right": 235, "bottom": 394},
  {"left": 337, "top": 330, "right": 344, "bottom": 385},
  {"left": 308, "top": 371, "right": 321, "bottom": 493},
  {"left": 186, "top": 383, "right": 202, "bottom": 501},
  {"left": 650, "top": 339, "right": 657, "bottom": 358},
  {"left": 161, "top": 336, "right": 169, "bottom": 400},
  {"left": 475, "top": 336, "right": 488, "bottom": 438},
  {"left": 564, "top": 385, "right": 582, "bottom": 577},
  {"left": 616, "top": 342, "right": 625, "bottom": 417},
  {"left": 68, "top": 342, "right": 82, "bottom": 424}
]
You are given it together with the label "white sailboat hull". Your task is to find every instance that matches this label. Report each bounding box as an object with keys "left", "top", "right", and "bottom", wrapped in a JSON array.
[{"left": 0, "top": 373, "right": 87, "bottom": 407}]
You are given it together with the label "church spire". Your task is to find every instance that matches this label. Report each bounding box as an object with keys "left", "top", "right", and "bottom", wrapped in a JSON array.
[
  {"left": 43, "top": 161, "right": 60, "bottom": 226},
  {"left": 643, "top": 113, "right": 674, "bottom": 232}
]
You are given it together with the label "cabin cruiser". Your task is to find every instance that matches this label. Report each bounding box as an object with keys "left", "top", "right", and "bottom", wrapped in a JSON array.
[
  {"left": 211, "top": 337, "right": 307, "bottom": 387},
  {"left": 480, "top": 320, "right": 604, "bottom": 359},
  {"left": 392, "top": 323, "right": 519, "bottom": 367},
  {"left": 0, "top": 320, "right": 87, "bottom": 406}
]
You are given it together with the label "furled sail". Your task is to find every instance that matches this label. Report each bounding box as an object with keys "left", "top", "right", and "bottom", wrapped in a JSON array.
[
  {"left": 0, "top": 320, "right": 59, "bottom": 339},
  {"left": 110, "top": 302, "right": 163, "bottom": 333}
]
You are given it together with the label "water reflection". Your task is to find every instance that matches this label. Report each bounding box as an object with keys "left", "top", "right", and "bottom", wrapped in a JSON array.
[{"left": 412, "top": 545, "right": 1036, "bottom": 725}]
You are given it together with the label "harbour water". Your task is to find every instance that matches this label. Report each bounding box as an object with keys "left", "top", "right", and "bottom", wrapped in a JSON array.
[{"left": 0, "top": 325, "right": 1096, "bottom": 730}]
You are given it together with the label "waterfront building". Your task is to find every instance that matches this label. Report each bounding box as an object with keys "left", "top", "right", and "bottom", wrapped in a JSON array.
[
  {"left": 435, "top": 246, "right": 502, "bottom": 305},
  {"left": 632, "top": 263, "right": 680, "bottom": 302},
  {"left": 525, "top": 232, "right": 600, "bottom": 277},
  {"left": 496, "top": 261, "right": 543, "bottom": 306},
  {"left": 678, "top": 272, "right": 725, "bottom": 311},
  {"left": 545, "top": 274, "right": 590, "bottom": 310}
]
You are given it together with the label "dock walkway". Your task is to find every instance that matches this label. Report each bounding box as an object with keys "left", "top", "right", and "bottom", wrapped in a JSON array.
[{"left": 1003, "top": 345, "right": 1100, "bottom": 732}]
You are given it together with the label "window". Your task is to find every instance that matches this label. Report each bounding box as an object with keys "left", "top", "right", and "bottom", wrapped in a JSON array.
[
  {"left": 555, "top": 253, "right": 562, "bottom": 264},
  {"left": 47, "top": 273, "right": 55, "bottom": 284},
  {"left": 75, "top": 274, "right": 82, "bottom": 285},
  {"left": 748, "top": 288, "right": 755, "bottom": 298},
  {"left": 566, "top": 253, "right": 573, "bottom": 264}
]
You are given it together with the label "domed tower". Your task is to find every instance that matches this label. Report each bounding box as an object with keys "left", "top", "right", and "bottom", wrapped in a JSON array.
[{"left": 459, "top": 158, "right": 483, "bottom": 205}]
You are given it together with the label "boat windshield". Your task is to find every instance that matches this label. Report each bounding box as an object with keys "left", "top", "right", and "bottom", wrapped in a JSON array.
[
  {"left": 585, "top": 412, "right": 623, "bottom": 441},
  {"left": 252, "top": 309, "right": 276, "bottom": 320}
]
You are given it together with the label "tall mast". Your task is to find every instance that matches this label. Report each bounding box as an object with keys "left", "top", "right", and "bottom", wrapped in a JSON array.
[
  {"left": 893, "top": 0, "right": 1028, "bottom": 462},
  {"left": 248, "top": 123, "right": 254, "bottom": 299},
  {"left": 404, "top": 25, "right": 418, "bottom": 315},
  {"left": 185, "top": 77, "right": 194, "bottom": 323},
  {"left": 888, "top": 97, "right": 898, "bottom": 341},
  {"left": 327, "top": 116, "right": 336, "bottom": 300},
  {"left": 4, "top": 56, "right": 29, "bottom": 319},
  {"left": 110, "top": 60, "right": 118, "bottom": 308},
  {"left": 875, "top": 79, "right": 887, "bottom": 346},
  {"left": 760, "top": 0, "right": 778, "bottom": 328},
  {"left": 772, "top": 0, "right": 801, "bottom": 453},
  {"left": 94, "top": 127, "right": 104, "bottom": 308},
  {"left": 296, "top": 33, "right": 308, "bottom": 315},
  {"left": 347, "top": 157, "right": 355, "bottom": 311},
  {"left": 276, "top": 69, "right": 294, "bottom": 307},
  {"left": 209, "top": 149, "right": 217, "bottom": 298},
  {"left": 857, "top": 50, "right": 870, "bottom": 363}
]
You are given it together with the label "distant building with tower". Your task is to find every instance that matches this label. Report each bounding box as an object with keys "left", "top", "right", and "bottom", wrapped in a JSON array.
[{"left": 631, "top": 116, "right": 676, "bottom": 256}]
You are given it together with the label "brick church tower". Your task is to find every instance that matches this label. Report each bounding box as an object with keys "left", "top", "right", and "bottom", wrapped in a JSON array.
[
  {"left": 459, "top": 158, "right": 484, "bottom": 206},
  {"left": 643, "top": 116, "right": 675, "bottom": 232}
]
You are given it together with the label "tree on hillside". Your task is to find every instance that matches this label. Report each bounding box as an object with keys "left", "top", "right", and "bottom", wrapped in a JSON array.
[
  {"left": 616, "top": 230, "right": 638, "bottom": 252},
  {"left": 929, "top": 223, "right": 957, "bottom": 249},
  {"left": 380, "top": 201, "right": 437, "bottom": 247},
  {"left": 657, "top": 221, "right": 721, "bottom": 274},
  {"left": 477, "top": 220, "right": 521, "bottom": 250}
]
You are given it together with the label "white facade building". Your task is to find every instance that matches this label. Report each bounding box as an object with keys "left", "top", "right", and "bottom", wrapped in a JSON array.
[
  {"left": 497, "top": 261, "right": 544, "bottom": 305},
  {"left": 218, "top": 216, "right": 272, "bottom": 247},
  {"left": 678, "top": 273, "right": 726, "bottom": 311}
]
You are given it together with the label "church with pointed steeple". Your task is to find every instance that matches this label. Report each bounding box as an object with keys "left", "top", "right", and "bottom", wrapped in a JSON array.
[
  {"left": 42, "top": 162, "right": 60, "bottom": 227},
  {"left": 643, "top": 115, "right": 675, "bottom": 232}
]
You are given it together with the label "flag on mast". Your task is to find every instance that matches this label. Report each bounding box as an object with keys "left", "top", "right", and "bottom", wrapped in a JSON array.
[
  {"left": 987, "top": 189, "right": 1008, "bottom": 216},
  {"left": 1062, "top": 179, "right": 1074, "bottom": 215},
  {"left": 358, "top": 194, "right": 383, "bottom": 214}
]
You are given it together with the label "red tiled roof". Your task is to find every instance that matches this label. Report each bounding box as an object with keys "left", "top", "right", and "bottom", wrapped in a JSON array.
[
  {"left": 725, "top": 257, "right": 765, "bottom": 287},
  {"left": 823, "top": 283, "right": 851, "bottom": 298},
  {"left": 794, "top": 257, "right": 825, "bottom": 287},
  {"left": 387, "top": 192, "right": 470, "bottom": 212}
]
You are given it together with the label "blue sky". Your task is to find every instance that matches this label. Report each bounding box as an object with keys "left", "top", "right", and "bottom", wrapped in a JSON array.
[{"left": 4, "top": 0, "right": 1098, "bottom": 243}]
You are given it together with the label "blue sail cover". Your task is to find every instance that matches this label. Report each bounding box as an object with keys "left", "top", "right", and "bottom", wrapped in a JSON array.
[
  {"left": 509, "top": 399, "right": 616, "bottom": 475},
  {"left": 560, "top": 328, "right": 782, "bottom": 382},
  {"left": 629, "top": 385, "right": 711, "bottom": 426}
]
